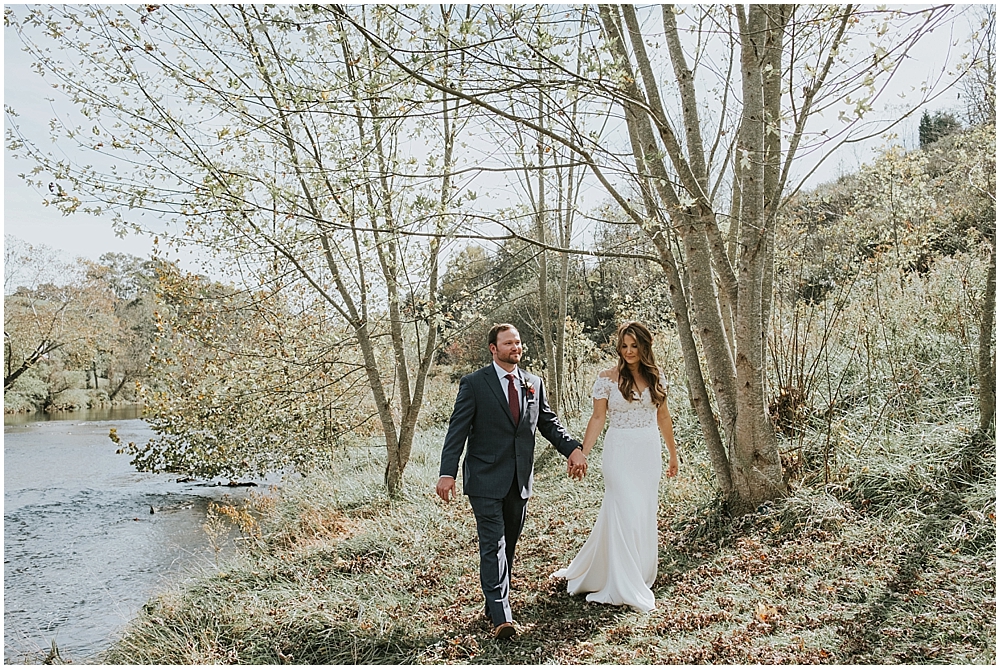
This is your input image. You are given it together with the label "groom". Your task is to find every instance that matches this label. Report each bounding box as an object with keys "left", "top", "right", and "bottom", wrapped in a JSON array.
[{"left": 436, "top": 323, "right": 587, "bottom": 640}]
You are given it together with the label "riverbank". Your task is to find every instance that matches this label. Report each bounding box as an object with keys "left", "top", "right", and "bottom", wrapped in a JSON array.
[
  {"left": 3, "top": 396, "right": 143, "bottom": 415},
  {"left": 3, "top": 404, "right": 143, "bottom": 426},
  {"left": 104, "top": 412, "right": 995, "bottom": 664},
  {"left": 4, "top": 415, "right": 248, "bottom": 664}
]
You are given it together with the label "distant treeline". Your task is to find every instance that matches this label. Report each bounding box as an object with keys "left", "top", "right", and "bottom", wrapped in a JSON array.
[{"left": 4, "top": 243, "right": 164, "bottom": 413}]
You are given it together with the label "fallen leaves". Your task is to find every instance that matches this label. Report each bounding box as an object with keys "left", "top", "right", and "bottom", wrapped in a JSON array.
[
  {"left": 104, "top": 429, "right": 995, "bottom": 666},
  {"left": 604, "top": 624, "right": 633, "bottom": 643},
  {"left": 653, "top": 608, "right": 730, "bottom": 633}
]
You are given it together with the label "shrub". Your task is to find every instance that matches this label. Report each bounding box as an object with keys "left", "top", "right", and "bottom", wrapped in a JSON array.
[
  {"left": 4, "top": 371, "right": 49, "bottom": 411},
  {"left": 4, "top": 391, "right": 36, "bottom": 413},
  {"left": 50, "top": 388, "right": 91, "bottom": 411}
]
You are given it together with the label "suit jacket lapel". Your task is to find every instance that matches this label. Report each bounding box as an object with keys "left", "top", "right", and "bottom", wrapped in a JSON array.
[
  {"left": 512, "top": 369, "right": 530, "bottom": 424},
  {"left": 485, "top": 365, "right": 516, "bottom": 426},
  {"left": 517, "top": 370, "right": 528, "bottom": 418}
]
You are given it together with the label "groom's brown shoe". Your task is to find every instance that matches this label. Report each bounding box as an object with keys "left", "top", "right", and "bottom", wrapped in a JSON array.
[{"left": 493, "top": 622, "right": 516, "bottom": 640}]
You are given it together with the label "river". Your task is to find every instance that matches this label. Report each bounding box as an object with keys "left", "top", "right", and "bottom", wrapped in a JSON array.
[{"left": 4, "top": 408, "right": 267, "bottom": 663}]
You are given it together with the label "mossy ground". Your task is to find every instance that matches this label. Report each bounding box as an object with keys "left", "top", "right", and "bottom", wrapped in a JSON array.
[{"left": 100, "top": 409, "right": 995, "bottom": 665}]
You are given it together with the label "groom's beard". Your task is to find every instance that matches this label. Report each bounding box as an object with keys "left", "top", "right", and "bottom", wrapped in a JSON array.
[{"left": 496, "top": 351, "right": 521, "bottom": 366}]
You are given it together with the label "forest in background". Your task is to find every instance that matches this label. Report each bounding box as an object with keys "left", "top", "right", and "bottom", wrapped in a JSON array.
[{"left": 4, "top": 241, "right": 162, "bottom": 412}]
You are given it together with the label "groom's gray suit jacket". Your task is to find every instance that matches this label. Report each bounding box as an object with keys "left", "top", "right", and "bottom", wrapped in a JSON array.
[{"left": 440, "top": 365, "right": 580, "bottom": 499}]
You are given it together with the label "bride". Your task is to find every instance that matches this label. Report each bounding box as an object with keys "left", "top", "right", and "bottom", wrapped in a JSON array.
[{"left": 553, "top": 321, "right": 679, "bottom": 612}]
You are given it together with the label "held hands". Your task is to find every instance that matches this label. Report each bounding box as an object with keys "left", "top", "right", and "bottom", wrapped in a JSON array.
[{"left": 567, "top": 448, "right": 588, "bottom": 481}]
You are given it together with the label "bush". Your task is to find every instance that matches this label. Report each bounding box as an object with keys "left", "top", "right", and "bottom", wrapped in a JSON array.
[
  {"left": 4, "top": 371, "right": 49, "bottom": 411},
  {"left": 50, "top": 388, "right": 91, "bottom": 411},
  {"left": 4, "top": 391, "right": 36, "bottom": 413},
  {"left": 87, "top": 388, "right": 111, "bottom": 406}
]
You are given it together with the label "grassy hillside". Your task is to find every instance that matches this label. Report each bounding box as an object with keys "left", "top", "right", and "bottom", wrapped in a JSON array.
[{"left": 103, "top": 406, "right": 994, "bottom": 664}]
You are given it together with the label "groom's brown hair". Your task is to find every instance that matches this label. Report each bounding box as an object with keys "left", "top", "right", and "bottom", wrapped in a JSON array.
[{"left": 488, "top": 323, "right": 517, "bottom": 348}]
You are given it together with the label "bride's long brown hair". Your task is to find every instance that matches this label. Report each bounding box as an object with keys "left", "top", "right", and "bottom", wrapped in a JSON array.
[{"left": 616, "top": 321, "right": 666, "bottom": 407}]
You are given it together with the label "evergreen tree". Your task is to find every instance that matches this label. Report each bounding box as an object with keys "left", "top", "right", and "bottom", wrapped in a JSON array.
[{"left": 919, "top": 110, "right": 962, "bottom": 148}]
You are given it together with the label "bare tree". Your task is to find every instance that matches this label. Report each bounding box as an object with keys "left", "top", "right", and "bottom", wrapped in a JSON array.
[{"left": 500, "top": 8, "right": 592, "bottom": 411}]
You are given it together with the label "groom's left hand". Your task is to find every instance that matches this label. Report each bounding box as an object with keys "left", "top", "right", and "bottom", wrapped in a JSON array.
[{"left": 567, "top": 448, "right": 587, "bottom": 480}]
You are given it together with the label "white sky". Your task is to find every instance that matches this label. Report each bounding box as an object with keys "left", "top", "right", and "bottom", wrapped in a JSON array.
[
  {"left": 3, "top": 5, "right": 976, "bottom": 268},
  {"left": 4, "top": 38, "right": 155, "bottom": 263}
]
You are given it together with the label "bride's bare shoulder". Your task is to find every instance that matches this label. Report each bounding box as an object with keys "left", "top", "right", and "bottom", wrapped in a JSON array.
[{"left": 598, "top": 368, "right": 618, "bottom": 381}]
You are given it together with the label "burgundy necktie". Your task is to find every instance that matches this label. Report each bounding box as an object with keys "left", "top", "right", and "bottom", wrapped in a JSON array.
[{"left": 505, "top": 373, "right": 520, "bottom": 425}]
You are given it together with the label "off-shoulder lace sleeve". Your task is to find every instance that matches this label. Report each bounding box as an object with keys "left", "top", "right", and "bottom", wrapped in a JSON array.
[{"left": 592, "top": 374, "right": 614, "bottom": 400}]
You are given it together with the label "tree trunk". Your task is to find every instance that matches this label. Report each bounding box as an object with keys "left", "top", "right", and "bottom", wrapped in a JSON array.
[
  {"left": 621, "top": 98, "right": 734, "bottom": 494},
  {"left": 604, "top": 3, "right": 787, "bottom": 512},
  {"left": 4, "top": 360, "right": 36, "bottom": 390},
  {"left": 554, "top": 15, "right": 588, "bottom": 413},
  {"left": 979, "top": 241, "right": 996, "bottom": 436},
  {"left": 729, "top": 5, "right": 787, "bottom": 512},
  {"left": 602, "top": 4, "right": 741, "bottom": 485},
  {"left": 391, "top": 55, "right": 459, "bottom": 487},
  {"left": 4, "top": 340, "right": 61, "bottom": 390},
  {"left": 535, "top": 185, "right": 556, "bottom": 408},
  {"left": 534, "top": 84, "right": 558, "bottom": 410},
  {"left": 555, "top": 185, "right": 570, "bottom": 411},
  {"left": 107, "top": 373, "right": 130, "bottom": 401},
  {"left": 611, "top": 5, "right": 741, "bottom": 439}
]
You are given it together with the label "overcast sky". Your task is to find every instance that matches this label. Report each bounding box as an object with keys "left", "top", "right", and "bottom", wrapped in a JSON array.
[
  {"left": 4, "top": 34, "right": 156, "bottom": 260},
  {"left": 4, "top": 6, "right": 974, "bottom": 269}
]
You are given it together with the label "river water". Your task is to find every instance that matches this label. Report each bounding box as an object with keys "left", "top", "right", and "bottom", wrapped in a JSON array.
[{"left": 4, "top": 408, "right": 265, "bottom": 663}]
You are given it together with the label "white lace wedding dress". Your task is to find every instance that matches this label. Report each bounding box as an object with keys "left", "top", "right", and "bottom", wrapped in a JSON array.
[{"left": 551, "top": 374, "right": 663, "bottom": 612}]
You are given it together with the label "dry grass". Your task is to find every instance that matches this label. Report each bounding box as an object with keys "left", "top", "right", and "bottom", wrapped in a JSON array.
[{"left": 100, "top": 400, "right": 995, "bottom": 665}]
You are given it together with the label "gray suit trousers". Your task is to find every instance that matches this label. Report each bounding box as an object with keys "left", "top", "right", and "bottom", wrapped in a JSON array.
[{"left": 468, "top": 476, "right": 527, "bottom": 625}]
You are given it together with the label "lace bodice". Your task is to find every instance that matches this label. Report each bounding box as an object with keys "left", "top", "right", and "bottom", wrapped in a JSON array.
[{"left": 592, "top": 374, "right": 664, "bottom": 430}]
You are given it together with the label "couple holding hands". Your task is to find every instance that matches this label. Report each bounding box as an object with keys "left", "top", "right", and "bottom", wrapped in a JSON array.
[{"left": 436, "top": 321, "right": 679, "bottom": 639}]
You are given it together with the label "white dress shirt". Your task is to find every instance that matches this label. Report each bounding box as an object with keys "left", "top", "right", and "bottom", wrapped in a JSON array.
[{"left": 493, "top": 361, "right": 522, "bottom": 406}]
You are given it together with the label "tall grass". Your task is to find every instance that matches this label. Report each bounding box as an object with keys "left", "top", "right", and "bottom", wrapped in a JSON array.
[{"left": 104, "top": 403, "right": 993, "bottom": 664}]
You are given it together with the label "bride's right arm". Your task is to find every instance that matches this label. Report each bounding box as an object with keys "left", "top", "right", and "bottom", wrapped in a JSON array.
[{"left": 580, "top": 398, "right": 608, "bottom": 456}]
